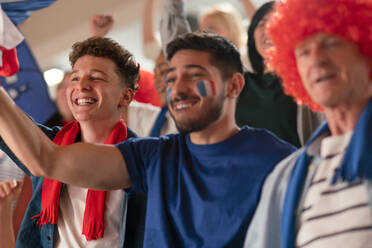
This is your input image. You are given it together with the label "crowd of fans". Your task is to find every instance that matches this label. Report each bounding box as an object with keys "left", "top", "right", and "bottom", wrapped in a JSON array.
[{"left": 1, "top": 0, "right": 372, "bottom": 247}]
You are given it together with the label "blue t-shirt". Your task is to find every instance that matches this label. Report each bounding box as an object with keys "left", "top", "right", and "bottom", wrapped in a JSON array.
[{"left": 117, "top": 126, "right": 295, "bottom": 247}]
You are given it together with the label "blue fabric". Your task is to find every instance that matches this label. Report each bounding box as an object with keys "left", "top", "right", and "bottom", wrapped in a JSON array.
[
  {"left": 1, "top": 0, "right": 57, "bottom": 25},
  {"left": 281, "top": 99, "right": 372, "bottom": 248},
  {"left": 0, "top": 41, "right": 57, "bottom": 124},
  {"left": 117, "top": 126, "right": 296, "bottom": 247},
  {"left": 149, "top": 107, "right": 168, "bottom": 137}
]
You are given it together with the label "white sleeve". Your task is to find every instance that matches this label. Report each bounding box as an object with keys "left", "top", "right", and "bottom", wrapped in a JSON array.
[{"left": 159, "top": 0, "right": 191, "bottom": 58}]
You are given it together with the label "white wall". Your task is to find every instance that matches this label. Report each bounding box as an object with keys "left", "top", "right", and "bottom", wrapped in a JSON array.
[{"left": 19, "top": 0, "right": 272, "bottom": 73}]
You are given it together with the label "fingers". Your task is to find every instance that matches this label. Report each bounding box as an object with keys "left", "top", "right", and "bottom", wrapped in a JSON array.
[
  {"left": 92, "top": 14, "right": 113, "bottom": 27},
  {"left": 0, "top": 179, "right": 22, "bottom": 199}
]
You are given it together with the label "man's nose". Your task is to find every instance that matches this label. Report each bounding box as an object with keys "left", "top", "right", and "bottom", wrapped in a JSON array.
[
  {"left": 76, "top": 77, "right": 92, "bottom": 90},
  {"left": 308, "top": 44, "right": 329, "bottom": 67},
  {"left": 171, "top": 77, "right": 192, "bottom": 97}
]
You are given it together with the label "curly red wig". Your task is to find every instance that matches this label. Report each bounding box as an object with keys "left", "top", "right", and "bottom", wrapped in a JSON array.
[{"left": 266, "top": 0, "right": 372, "bottom": 111}]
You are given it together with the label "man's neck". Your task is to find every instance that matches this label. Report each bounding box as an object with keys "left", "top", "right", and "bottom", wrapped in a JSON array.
[
  {"left": 325, "top": 99, "right": 370, "bottom": 136},
  {"left": 79, "top": 118, "right": 121, "bottom": 143},
  {"left": 189, "top": 115, "right": 239, "bottom": 145}
]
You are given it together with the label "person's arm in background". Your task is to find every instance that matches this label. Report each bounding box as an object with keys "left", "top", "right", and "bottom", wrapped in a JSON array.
[
  {"left": 240, "top": 0, "right": 257, "bottom": 20},
  {"left": 142, "top": 0, "right": 162, "bottom": 60},
  {"left": 0, "top": 179, "right": 22, "bottom": 248},
  {"left": 89, "top": 14, "right": 114, "bottom": 37},
  {"left": 0, "top": 87, "right": 131, "bottom": 191},
  {"left": 159, "top": 0, "right": 191, "bottom": 58}
]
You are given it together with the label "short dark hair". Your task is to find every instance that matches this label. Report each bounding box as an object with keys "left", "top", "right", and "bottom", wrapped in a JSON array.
[
  {"left": 166, "top": 31, "right": 243, "bottom": 80},
  {"left": 69, "top": 37, "right": 140, "bottom": 91}
]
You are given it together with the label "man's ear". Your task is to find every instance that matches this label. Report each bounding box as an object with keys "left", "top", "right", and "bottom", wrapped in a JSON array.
[
  {"left": 226, "top": 72, "right": 245, "bottom": 99},
  {"left": 118, "top": 87, "right": 134, "bottom": 108}
]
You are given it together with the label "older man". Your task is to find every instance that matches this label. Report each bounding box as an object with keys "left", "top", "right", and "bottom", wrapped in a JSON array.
[
  {"left": 244, "top": 0, "right": 372, "bottom": 247},
  {"left": 0, "top": 32, "right": 295, "bottom": 247}
]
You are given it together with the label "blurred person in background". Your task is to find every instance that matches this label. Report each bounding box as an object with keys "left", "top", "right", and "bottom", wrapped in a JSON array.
[
  {"left": 237, "top": 1, "right": 323, "bottom": 147},
  {"left": 90, "top": 13, "right": 177, "bottom": 137}
]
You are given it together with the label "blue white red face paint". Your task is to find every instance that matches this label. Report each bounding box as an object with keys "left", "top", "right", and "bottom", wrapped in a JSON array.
[
  {"left": 165, "top": 79, "right": 216, "bottom": 106},
  {"left": 196, "top": 80, "right": 216, "bottom": 97}
]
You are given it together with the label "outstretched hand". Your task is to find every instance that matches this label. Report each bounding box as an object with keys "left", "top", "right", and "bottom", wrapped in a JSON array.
[{"left": 89, "top": 14, "right": 114, "bottom": 37}]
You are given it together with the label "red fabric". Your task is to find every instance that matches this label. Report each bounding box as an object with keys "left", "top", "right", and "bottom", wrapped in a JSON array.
[
  {"left": 0, "top": 46, "right": 20, "bottom": 77},
  {"left": 31, "top": 120, "right": 127, "bottom": 241},
  {"left": 134, "top": 70, "right": 161, "bottom": 107}
]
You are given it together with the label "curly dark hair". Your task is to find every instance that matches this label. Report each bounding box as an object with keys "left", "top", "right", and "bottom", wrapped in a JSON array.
[
  {"left": 166, "top": 31, "right": 243, "bottom": 81},
  {"left": 69, "top": 37, "right": 140, "bottom": 91}
]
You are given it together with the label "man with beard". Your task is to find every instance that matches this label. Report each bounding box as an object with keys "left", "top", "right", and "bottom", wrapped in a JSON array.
[{"left": 0, "top": 32, "right": 295, "bottom": 247}]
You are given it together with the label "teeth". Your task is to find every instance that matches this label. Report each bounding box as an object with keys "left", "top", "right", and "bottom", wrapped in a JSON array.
[
  {"left": 77, "top": 98, "right": 95, "bottom": 105},
  {"left": 175, "top": 103, "right": 193, "bottom": 110}
]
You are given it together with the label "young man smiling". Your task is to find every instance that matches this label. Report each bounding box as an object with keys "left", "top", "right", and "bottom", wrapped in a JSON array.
[
  {"left": 0, "top": 32, "right": 295, "bottom": 247},
  {"left": 0, "top": 37, "right": 139, "bottom": 247},
  {"left": 244, "top": 0, "right": 372, "bottom": 247}
]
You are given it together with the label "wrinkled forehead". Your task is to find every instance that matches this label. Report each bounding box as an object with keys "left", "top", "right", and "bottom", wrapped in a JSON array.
[{"left": 295, "top": 32, "right": 338, "bottom": 49}]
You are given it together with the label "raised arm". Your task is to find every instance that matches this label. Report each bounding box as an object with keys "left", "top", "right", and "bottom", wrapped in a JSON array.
[
  {"left": 0, "top": 87, "right": 131, "bottom": 190},
  {"left": 159, "top": 0, "right": 191, "bottom": 57},
  {"left": 142, "top": 0, "right": 161, "bottom": 60},
  {"left": 240, "top": 0, "right": 257, "bottom": 20}
]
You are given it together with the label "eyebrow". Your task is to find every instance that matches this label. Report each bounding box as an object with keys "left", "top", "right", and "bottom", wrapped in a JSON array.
[
  {"left": 166, "top": 64, "right": 208, "bottom": 76},
  {"left": 70, "top": 69, "right": 108, "bottom": 76}
]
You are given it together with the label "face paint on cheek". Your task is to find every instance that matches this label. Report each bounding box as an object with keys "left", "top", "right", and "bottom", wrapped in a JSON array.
[
  {"left": 166, "top": 87, "right": 172, "bottom": 106},
  {"left": 164, "top": 75, "right": 168, "bottom": 85},
  {"left": 196, "top": 80, "right": 216, "bottom": 97}
]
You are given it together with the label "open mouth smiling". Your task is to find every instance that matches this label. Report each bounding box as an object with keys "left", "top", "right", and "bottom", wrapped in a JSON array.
[
  {"left": 171, "top": 97, "right": 200, "bottom": 112},
  {"left": 74, "top": 97, "right": 98, "bottom": 106}
]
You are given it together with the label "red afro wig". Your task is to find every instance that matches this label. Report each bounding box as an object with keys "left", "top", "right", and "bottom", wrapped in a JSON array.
[{"left": 266, "top": 0, "right": 372, "bottom": 111}]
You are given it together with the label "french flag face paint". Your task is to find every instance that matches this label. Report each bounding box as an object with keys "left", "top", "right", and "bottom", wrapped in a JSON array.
[{"left": 196, "top": 80, "right": 216, "bottom": 97}]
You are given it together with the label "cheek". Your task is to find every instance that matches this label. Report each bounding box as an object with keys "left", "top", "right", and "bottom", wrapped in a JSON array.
[
  {"left": 254, "top": 29, "right": 262, "bottom": 49},
  {"left": 196, "top": 80, "right": 216, "bottom": 97}
]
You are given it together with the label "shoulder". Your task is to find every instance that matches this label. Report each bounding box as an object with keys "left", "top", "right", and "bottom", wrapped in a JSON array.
[
  {"left": 129, "top": 101, "right": 161, "bottom": 113},
  {"left": 36, "top": 123, "right": 61, "bottom": 139},
  {"left": 240, "top": 126, "right": 296, "bottom": 150},
  {"left": 117, "top": 133, "right": 182, "bottom": 150}
]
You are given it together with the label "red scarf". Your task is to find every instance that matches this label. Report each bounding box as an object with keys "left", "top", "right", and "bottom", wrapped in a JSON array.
[{"left": 32, "top": 120, "right": 127, "bottom": 241}]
